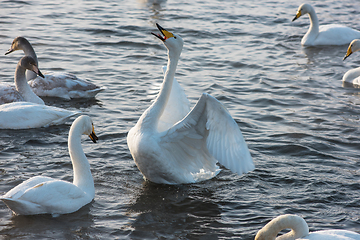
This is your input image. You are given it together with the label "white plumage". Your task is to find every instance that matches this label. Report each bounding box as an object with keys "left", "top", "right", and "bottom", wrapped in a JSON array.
[
  {"left": 292, "top": 3, "right": 360, "bottom": 46},
  {"left": 0, "top": 101, "right": 80, "bottom": 129},
  {"left": 1, "top": 115, "right": 98, "bottom": 216},
  {"left": 255, "top": 214, "right": 360, "bottom": 240},
  {"left": 343, "top": 39, "right": 360, "bottom": 87},
  {"left": 127, "top": 24, "right": 254, "bottom": 184}
]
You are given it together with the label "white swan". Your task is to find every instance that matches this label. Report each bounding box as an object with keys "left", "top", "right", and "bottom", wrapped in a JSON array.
[
  {"left": 0, "top": 102, "right": 80, "bottom": 129},
  {"left": 342, "top": 39, "right": 360, "bottom": 87},
  {"left": 0, "top": 56, "right": 45, "bottom": 105},
  {"left": 5, "top": 37, "right": 104, "bottom": 99},
  {"left": 292, "top": 3, "right": 360, "bottom": 46},
  {"left": 0, "top": 115, "right": 98, "bottom": 216},
  {"left": 127, "top": 24, "right": 254, "bottom": 184},
  {"left": 255, "top": 214, "right": 360, "bottom": 240}
]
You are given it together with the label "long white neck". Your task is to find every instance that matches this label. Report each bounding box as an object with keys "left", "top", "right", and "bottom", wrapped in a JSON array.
[
  {"left": 255, "top": 215, "right": 309, "bottom": 240},
  {"left": 302, "top": 6, "right": 319, "bottom": 45},
  {"left": 21, "top": 40, "right": 39, "bottom": 81},
  {"left": 137, "top": 49, "right": 180, "bottom": 131},
  {"left": 68, "top": 126, "right": 95, "bottom": 199},
  {"left": 14, "top": 63, "right": 44, "bottom": 105}
]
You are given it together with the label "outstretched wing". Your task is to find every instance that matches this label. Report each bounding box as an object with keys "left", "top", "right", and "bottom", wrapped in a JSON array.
[{"left": 159, "top": 93, "right": 254, "bottom": 179}]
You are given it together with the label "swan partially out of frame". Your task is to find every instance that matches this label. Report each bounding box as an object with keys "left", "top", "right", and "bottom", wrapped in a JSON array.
[
  {"left": 255, "top": 214, "right": 360, "bottom": 240},
  {"left": 342, "top": 39, "right": 360, "bottom": 87},
  {"left": 292, "top": 3, "right": 360, "bottom": 46},
  {"left": 5, "top": 36, "right": 104, "bottom": 99},
  {"left": 0, "top": 115, "right": 98, "bottom": 216},
  {"left": 127, "top": 23, "right": 254, "bottom": 184}
]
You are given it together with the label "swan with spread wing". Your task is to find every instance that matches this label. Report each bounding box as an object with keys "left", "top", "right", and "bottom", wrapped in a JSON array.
[{"left": 127, "top": 24, "right": 254, "bottom": 184}]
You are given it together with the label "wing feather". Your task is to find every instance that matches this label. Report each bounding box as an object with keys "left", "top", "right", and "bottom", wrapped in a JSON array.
[{"left": 159, "top": 93, "right": 254, "bottom": 180}]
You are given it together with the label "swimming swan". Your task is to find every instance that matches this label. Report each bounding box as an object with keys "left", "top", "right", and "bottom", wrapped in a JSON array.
[
  {"left": 127, "top": 24, "right": 254, "bottom": 184},
  {"left": 0, "top": 56, "right": 45, "bottom": 105},
  {"left": 0, "top": 115, "right": 98, "bottom": 216},
  {"left": 255, "top": 214, "right": 360, "bottom": 240},
  {"left": 5, "top": 37, "right": 104, "bottom": 99},
  {"left": 342, "top": 39, "right": 360, "bottom": 87},
  {"left": 292, "top": 3, "right": 360, "bottom": 46}
]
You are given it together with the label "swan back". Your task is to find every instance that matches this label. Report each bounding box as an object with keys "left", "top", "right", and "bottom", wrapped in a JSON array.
[{"left": 255, "top": 214, "right": 309, "bottom": 240}]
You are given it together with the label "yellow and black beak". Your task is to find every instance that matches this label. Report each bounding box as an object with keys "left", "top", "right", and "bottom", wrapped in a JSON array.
[
  {"left": 343, "top": 46, "right": 353, "bottom": 61},
  {"left": 151, "top": 23, "right": 174, "bottom": 42},
  {"left": 89, "top": 125, "right": 98, "bottom": 143},
  {"left": 292, "top": 10, "right": 302, "bottom": 22}
]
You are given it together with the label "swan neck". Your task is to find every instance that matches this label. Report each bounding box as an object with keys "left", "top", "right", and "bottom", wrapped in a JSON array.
[
  {"left": 256, "top": 215, "right": 309, "bottom": 240},
  {"left": 138, "top": 49, "right": 180, "bottom": 130},
  {"left": 68, "top": 128, "right": 95, "bottom": 198},
  {"left": 22, "top": 40, "right": 39, "bottom": 81},
  {"left": 14, "top": 63, "right": 44, "bottom": 105},
  {"left": 306, "top": 8, "right": 319, "bottom": 38},
  {"left": 22, "top": 40, "right": 38, "bottom": 63}
]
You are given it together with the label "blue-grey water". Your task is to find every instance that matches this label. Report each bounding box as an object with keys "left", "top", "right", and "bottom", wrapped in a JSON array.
[{"left": 1, "top": 0, "right": 360, "bottom": 239}]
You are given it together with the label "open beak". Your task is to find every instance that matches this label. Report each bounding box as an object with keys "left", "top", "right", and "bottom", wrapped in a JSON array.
[
  {"left": 89, "top": 125, "right": 98, "bottom": 143},
  {"left": 343, "top": 46, "right": 353, "bottom": 61},
  {"left": 292, "top": 10, "right": 301, "bottom": 22},
  {"left": 5, "top": 48, "right": 14, "bottom": 55},
  {"left": 151, "top": 23, "right": 174, "bottom": 42}
]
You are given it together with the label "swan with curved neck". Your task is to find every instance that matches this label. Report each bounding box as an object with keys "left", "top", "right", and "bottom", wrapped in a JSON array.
[
  {"left": 255, "top": 214, "right": 360, "bottom": 240},
  {"left": 5, "top": 36, "right": 104, "bottom": 99},
  {"left": 0, "top": 115, "right": 98, "bottom": 216},
  {"left": 342, "top": 39, "right": 360, "bottom": 87},
  {"left": 292, "top": 3, "right": 360, "bottom": 46},
  {"left": 0, "top": 56, "right": 45, "bottom": 105},
  {"left": 127, "top": 24, "right": 254, "bottom": 184}
]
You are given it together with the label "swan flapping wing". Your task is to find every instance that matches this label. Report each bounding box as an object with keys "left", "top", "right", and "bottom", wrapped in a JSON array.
[{"left": 160, "top": 93, "right": 254, "bottom": 179}]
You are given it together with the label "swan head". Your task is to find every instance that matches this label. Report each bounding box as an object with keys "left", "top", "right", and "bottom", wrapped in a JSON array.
[
  {"left": 18, "top": 56, "right": 44, "bottom": 78},
  {"left": 5, "top": 36, "right": 29, "bottom": 55},
  {"left": 343, "top": 39, "right": 360, "bottom": 60},
  {"left": 71, "top": 115, "right": 98, "bottom": 143},
  {"left": 292, "top": 3, "right": 313, "bottom": 22},
  {"left": 255, "top": 214, "right": 309, "bottom": 240},
  {"left": 151, "top": 23, "right": 183, "bottom": 56}
]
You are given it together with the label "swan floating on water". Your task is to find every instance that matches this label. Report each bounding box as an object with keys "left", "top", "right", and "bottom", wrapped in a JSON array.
[
  {"left": 0, "top": 115, "right": 98, "bottom": 216},
  {"left": 0, "top": 101, "right": 80, "bottom": 129},
  {"left": 292, "top": 3, "right": 360, "bottom": 46},
  {"left": 0, "top": 56, "right": 45, "bottom": 105},
  {"left": 255, "top": 214, "right": 360, "bottom": 240},
  {"left": 342, "top": 39, "right": 360, "bottom": 87},
  {"left": 5, "top": 36, "right": 104, "bottom": 99},
  {"left": 127, "top": 23, "right": 254, "bottom": 184}
]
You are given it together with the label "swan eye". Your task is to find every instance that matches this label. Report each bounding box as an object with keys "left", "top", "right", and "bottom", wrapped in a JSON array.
[{"left": 174, "top": 36, "right": 177, "bottom": 39}]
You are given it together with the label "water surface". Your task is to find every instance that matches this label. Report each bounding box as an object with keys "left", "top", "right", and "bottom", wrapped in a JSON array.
[{"left": 0, "top": 0, "right": 360, "bottom": 239}]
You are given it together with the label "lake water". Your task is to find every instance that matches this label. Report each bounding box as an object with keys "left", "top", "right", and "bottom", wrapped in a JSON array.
[{"left": 0, "top": 0, "right": 360, "bottom": 239}]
